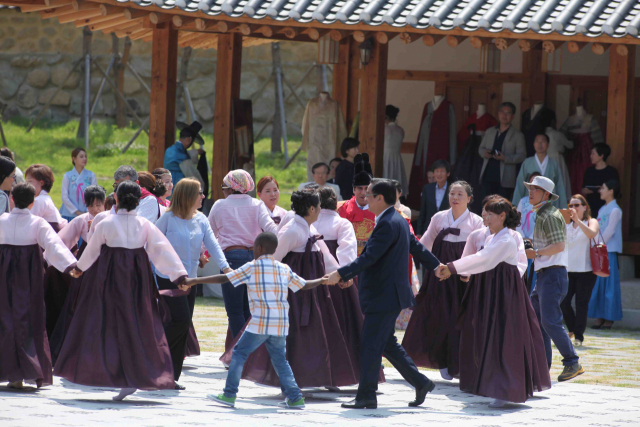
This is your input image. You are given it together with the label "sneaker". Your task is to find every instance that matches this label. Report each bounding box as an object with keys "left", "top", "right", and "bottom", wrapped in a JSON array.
[
  {"left": 558, "top": 363, "right": 585, "bottom": 382},
  {"left": 208, "top": 393, "right": 236, "bottom": 407},
  {"left": 574, "top": 339, "right": 583, "bottom": 347},
  {"left": 278, "top": 397, "right": 305, "bottom": 410}
]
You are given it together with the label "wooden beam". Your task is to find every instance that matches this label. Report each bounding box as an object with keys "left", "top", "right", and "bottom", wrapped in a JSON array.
[
  {"left": 329, "top": 29, "right": 349, "bottom": 41},
  {"left": 592, "top": 43, "right": 610, "bottom": 55},
  {"left": 89, "top": 15, "right": 129, "bottom": 31},
  {"left": 238, "top": 23, "right": 258, "bottom": 36},
  {"left": 72, "top": 11, "right": 117, "bottom": 27},
  {"left": 148, "top": 22, "right": 179, "bottom": 172},
  {"left": 606, "top": 45, "right": 635, "bottom": 237},
  {"left": 469, "top": 36, "right": 490, "bottom": 49},
  {"left": 99, "top": 18, "right": 142, "bottom": 34},
  {"left": 123, "top": 7, "right": 147, "bottom": 20},
  {"left": 171, "top": 15, "right": 193, "bottom": 28},
  {"left": 281, "top": 26, "right": 300, "bottom": 39},
  {"left": 71, "top": 0, "right": 99, "bottom": 10},
  {"left": 98, "top": 4, "right": 121, "bottom": 16},
  {"left": 616, "top": 44, "right": 629, "bottom": 57},
  {"left": 385, "top": 69, "right": 526, "bottom": 83},
  {"left": 446, "top": 35, "right": 466, "bottom": 48},
  {"left": 45, "top": 0, "right": 72, "bottom": 6},
  {"left": 542, "top": 40, "right": 563, "bottom": 53},
  {"left": 116, "top": 26, "right": 146, "bottom": 38},
  {"left": 423, "top": 34, "right": 443, "bottom": 46},
  {"left": 20, "top": 0, "right": 71, "bottom": 12},
  {"left": 128, "top": 28, "right": 151, "bottom": 40},
  {"left": 359, "top": 39, "right": 387, "bottom": 176},
  {"left": 567, "top": 41, "right": 587, "bottom": 53},
  {"left": 256, "top": 25, "right": 273, "bottom": 38},
  {"left": 213, "top": 32, "right": 243, "bottom": 201},
  {"left": 149, "top": 12, "right": 172, "bottom": 25},
  {"left": 495, "top": 37, "right": 517, "bottom": 50},
  {"left": 376, "top": 31, "right": 398, "bottom": 44},
  {"left": 518, "top": 39, "right": 540, "bottom": 52},
  {"left": 40, "top": 5, "right": 74, "bottom": 18},
  {"left": 353, "top": 31, "right": 371, "bottom": 43},
  {"left": 399, "top": 32, "right": 421, "bottom": 44},
  {"left": 179, "top": 33, "right": 210, "bottom": 47},
  {"left": 57, "top": 7, "right": 102, "bottom": 23}
]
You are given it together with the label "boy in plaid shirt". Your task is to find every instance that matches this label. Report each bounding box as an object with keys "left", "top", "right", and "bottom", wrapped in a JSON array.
[{"left": 180, "top": 232, "right": 331, "bottom": 409}]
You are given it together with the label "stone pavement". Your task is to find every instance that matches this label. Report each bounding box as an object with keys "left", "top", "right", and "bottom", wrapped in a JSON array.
[{"left": 2, "top": 352, "right": 640, "bottom": 427}]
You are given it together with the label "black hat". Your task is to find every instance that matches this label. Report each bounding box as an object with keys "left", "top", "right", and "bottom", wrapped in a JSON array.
[
  {"left": 352, "top": 153, "right": 373, "bottom": 187},
  {"left": 176, "top": 121, "right": 204, "bottom": 145}
]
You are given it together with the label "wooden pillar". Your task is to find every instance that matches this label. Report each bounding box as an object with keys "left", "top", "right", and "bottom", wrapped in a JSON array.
[
  {"left": 148, "top": 23, "right": 178, "bottom": 171},
  {"left": 606, "top": 45, "right": 635, "bottom": 238},
  {"left": 212, "top": 33, "right": 243, "bottom": 201},
  {"left": 521, "top": 48, "right": 546, "bottom": 111},
  {"left": 347, "top": 39, "right": 361, "bottom": 134},
  {"left": 358, "top": 40, "right": 387, "bottom": 176},
  {"left": 332, "top": 38, "right": 356, "bottom": 156}
]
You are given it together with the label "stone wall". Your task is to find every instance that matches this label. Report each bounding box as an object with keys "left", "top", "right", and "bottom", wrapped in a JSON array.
[{"left": 0, "top": 8, "right": 329, "bottom": 137}]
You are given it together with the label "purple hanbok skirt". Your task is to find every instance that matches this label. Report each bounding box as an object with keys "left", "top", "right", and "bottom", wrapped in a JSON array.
[
  {"left": 185, "top": 325, "right": 200, "bottom": 357},
  {"left": 0, "top": 244, "right": 55, "bottom": 387},
  {"left": 402, "top": 239, "right": 466, "bottom": 375},
  {"left": 54, "top": 246, "right": 174, "bottom": 390},
  {"left": 458, "top": 262, "right": 551, "bottom": 403}
]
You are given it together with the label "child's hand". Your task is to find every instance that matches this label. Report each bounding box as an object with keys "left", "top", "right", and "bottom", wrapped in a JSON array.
[
  {"left": 320, "top": 274, "right": 331, "bottom": 285},
  {"left": 178, "top": 283, "right": 190, "bottom": 292}
]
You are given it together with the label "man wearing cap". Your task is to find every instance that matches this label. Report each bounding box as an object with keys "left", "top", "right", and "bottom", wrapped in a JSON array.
[
  {"left": 338, "top": 154, "right": 376, "bottom": 256},
  {"left": 525, "top": 175, "right": 584, "bottom": 382},
  {"left": 164, "top": 121, "right": 205, "bottom": 185}
]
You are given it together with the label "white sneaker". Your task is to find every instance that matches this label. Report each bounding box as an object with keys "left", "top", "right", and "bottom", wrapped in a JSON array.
[
  {"left": 440, "top": 368, "right": 453, "bottom": 381},
  {"left": 489, "top": 399, "right": 508, "bottom": 408},
  {"left": 574, "top": 339, "right": 583, "bottom": 347}
]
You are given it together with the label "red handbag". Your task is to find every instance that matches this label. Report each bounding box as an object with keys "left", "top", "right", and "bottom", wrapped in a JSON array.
[{"left": 590, "top": 231, "right": 610, "bottom": 277}]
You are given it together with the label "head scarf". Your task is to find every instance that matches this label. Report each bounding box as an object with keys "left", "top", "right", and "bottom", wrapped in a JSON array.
[{"left": 223, "top": 169, "right": 255, "bottom": 194}]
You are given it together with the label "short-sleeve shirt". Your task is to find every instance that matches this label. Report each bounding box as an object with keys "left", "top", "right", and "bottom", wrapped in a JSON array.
[
  {"left": 226, "top": 254, "right": 306, "bottom": 336},
  {"left": 533, "top": 202, "right": 568, "bottom": 271}
]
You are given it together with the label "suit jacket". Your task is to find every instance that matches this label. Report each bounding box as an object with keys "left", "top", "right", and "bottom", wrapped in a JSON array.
[
  {"left": 416, "top": 182, "right": 450, "bottom": 235},
  {"left": 478, "top": 126, "right": 527, "bottom": 189},
  {"left": 338, "top": 208, "right": 440, "bottom": 314}
]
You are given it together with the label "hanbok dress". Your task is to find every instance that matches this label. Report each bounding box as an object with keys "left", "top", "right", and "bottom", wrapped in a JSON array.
[
  {"left": 31, "top": 190, "right": 67, "bottom": 232},
  {"left": 402, "top": 209, "right": 483, "bottom": 376},
  {"left": 59, "top": 167, "right": 97, "bottom": 222},
  {"left": 450, "top": 228, "right": 551, "bottom": 403},
  {"left": 54, "top": 210, "right": 188, "bottom": 390},
  {"left": 0, "top": 209, "right": 77, "bottom": 387}
]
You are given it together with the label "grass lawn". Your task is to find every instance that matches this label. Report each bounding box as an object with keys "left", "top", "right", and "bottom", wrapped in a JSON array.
[{"left": 3, "top": 118, "right": 306, "bottom": 210}]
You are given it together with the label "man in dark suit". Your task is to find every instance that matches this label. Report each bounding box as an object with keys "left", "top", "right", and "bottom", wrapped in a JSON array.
[
  {"left": 416, "top": 159, "right": 451, "bottom": 235},
  {"left": 326, "top": 179, "right": 443, "bottom": 409}
]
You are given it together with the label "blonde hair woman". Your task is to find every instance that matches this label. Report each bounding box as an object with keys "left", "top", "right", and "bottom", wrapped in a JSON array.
[{"left": 155, "top": 178, "right": 231, "bottom": 389}]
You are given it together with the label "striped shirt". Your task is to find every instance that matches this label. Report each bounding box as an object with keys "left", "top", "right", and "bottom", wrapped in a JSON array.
[{"left": 226, "top": 254, "right": 306, "bottom": 336}]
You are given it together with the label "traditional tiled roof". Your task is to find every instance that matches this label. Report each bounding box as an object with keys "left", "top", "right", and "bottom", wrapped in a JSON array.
[{"left": 114, "top": 0, "right": 640, "bottom": 38}]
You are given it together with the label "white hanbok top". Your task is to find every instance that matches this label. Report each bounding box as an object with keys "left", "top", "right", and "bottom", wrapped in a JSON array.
[
  {"left": 0, "top": 208, "right": 76, "bottom": 273},
  {"left": 461, "top": 226, "right": 491, "bottom": 258},
  {"left": 87, "top": 206, "right": 117, "bottom": 241},
  {"left": 273, "top": 214, "right": 340, "bottom": 273},
  {"left": 30, "top": 190, "right": 66, "bottom": 227},
  {"left": 452, "top": 227, "right": 528, "bottom": 277},
  {"left": 58, "top": 212, "right": 94, "bottom": 249},
  {"left": 269, "top": 205, "right": 288, "bottom": 220},
  {"left": 420, "top": 208, "right": 483, "bottom": 252},
  {"left": 77, "top": 210, "right": 188, "bottom": 282},
  {"left": 312, "top": 209, "right": 357, "bottom": 266},
  {"left": 278, "top": 210, "right": 296, "bottom": 231}
]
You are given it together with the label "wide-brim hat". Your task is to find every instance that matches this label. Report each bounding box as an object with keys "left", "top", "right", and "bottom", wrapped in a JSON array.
[
  {"left": 524, "top": 176, "right": 559, "bottom": 201},
  {"left": 176, "top": 121, "right": 204, "bottom": 145}
]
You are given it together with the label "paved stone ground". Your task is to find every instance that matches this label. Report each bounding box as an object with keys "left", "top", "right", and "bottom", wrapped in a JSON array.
[{"left": 2, "top": 352, "right": 640, "bottom": 427}]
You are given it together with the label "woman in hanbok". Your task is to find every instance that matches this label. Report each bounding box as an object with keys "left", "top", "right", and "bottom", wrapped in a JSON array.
[
  {"left": 439, "top": 198, "right": 551, "bottom": 408},
  {"left": 155, "top": 178, "right": 230, "bottom": 389},
  {"left": 0, "top": 183, "right": 77, "bottom": 389},
  {"left": 403, "top": 181, "right": 483, "bottom": 380},
  {"left": 45, "top": 185, "right": 106, "bottom": 338},
  {"left": 59, "top": 148, "right": 97, "bottom": 222},
  {"left": 257, "top": 175, "right": 287, "bottom": 225},
  {"left": 589, "top": 180, "right": 623, "bottom": 329},
  {"left": 54, "top": 181, "right": 189, "bottom": 401},
  {"left": 25, "top": 164, "right": 66, "bottom": 231}
]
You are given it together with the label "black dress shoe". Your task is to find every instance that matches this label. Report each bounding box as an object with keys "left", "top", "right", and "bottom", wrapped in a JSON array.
[
  {"left": 341, "top": 399, "right": 377, "bottom": 409},
  {"left": 409, "top": 380, "right": 435, "bottom": 407},
  {"left": 174, "top": 382, "right": 186, "bottom": 390}
]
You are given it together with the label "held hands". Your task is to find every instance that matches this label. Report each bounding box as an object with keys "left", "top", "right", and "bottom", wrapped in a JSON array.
[
  {"left": 69, "top": 268, "right": 83, "bottom": 279},
  {"left": 178, "top": 277, "right": 198, "bottom": 292},
  {"left": 338, "top": 279, "right": 354, "bottom": 289},
  {"left": 325, "top": 270, "right": 342, "bottom": 286},
  {"left": 460, "top": 276, "right": 470, "bottom": 283},
  {"left": 434, "top": 264, "right": 451, "bottom": 281}
]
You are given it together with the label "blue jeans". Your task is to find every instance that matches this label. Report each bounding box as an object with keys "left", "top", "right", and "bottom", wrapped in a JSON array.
[
  {"left": 221, "top": 249, "right": 253, "bottom": 338},
  {"left": 224, "top": 331, "right": 302, "bottom": 402},
  {"left": 531, "top": 266, "right": 579, "bottom": 368}
]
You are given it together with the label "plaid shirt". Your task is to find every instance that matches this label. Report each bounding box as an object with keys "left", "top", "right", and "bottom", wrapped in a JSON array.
[
  {"left": 533, "top": 202, "right": 568, "bottom": 270},
  {"left": 225, "top": 255, "right": 305, "bottom": 336}
]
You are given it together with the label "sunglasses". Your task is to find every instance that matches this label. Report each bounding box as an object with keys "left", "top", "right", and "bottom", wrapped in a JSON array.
[{"left": 568, "top": 204, "right": 583, "bottom": 208}]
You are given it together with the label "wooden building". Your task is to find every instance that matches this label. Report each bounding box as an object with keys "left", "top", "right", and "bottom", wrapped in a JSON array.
[{"left": 2, "top": 0, "right": 640, "bottom": 256}]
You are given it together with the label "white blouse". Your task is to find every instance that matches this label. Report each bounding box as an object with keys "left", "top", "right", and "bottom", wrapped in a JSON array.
[
  {"left": 58, "top": 212, "right": 94, "bottom": 249},
  {"left": 461, "top": 226, "right": 491, "bottom": 258},
  {"left": 420, "top": 209, "right": 484, "bottom": 252},
  {"left": 312, "top": 209, "right": 357, "bottom": 266},
  {"left": 77, "top": 210, "right": 188, "bottom": 282},
  {"left": 453, "top": 227, "right": 528, "bottom": 277},
  {"left": 566, "top": 220, "right": 593, "bottom": 273},
  {"left": 0, "top": 208, "right": 77, "bottom": 273},
  {"left": 273, "top": 214, "right": 339, "bottom": 273},
  {"left": 87, "top": 206, "right": 117, "bottom": 241},
  {"left": 31, "top": 190, "right": 66, "bottom": 227}
]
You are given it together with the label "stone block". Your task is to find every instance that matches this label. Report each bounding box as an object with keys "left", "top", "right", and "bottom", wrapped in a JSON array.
[
  {"left": 50, "top": 107, "right": 70, "bottom": 123},
  {"left": 1, "top": 38, "right": 15, "bottom": 50},
  {"left": 17, "top": 85, "right": 38, "bottom": 109},
  {"left": 187, "top": 78, "right": 214, "bottom": 99},
  {"left": 39, "top": 88, "right": 71, "bottom": 106},
  {"left": 18, "top": 39, "right": 38, "bottom": 53},
  {"left": 0, "top": 65, "right": 26, "bottom": 99},
  {"left": 46, "top": 53, "right": 64, "bottom": 65},
  {"left": 38, "top": 37, "right": 52, "bottom": 52},
  {"left": 2, "top": 104, "right": 21, "bottom": 121},
  {"left": 17, "top": 28, "right": 38, "bottom": 39},
  {"left": 11, "top": 56, "right": 43, "bottom": 69},
  {"left": 51, "top": 64, "right": 80, "bottom": 89},
  {"left": 69, "top": 95, "right": 82, "bottom": 116},
  {"left": 193, "top": 99, "right": 214, "bottom": 121},
  {"left": 129, "top": 56, "right": 151, "bottom": 79},
  {"left": 43, "top": 27, "right": 56, "bottom": 37},
  {"left": 27, "top": 67, "right": 50, "bottom": 88},
  {"left": 123, "top": 76, "right": 141, "bottom": 96},
  {"left": 240, "top": 72, "right": 263, "bottom": 99}
]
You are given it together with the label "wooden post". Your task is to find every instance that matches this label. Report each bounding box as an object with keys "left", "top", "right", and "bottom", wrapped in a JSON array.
[
  {"left": 521, "top": 48, "right": 546, "bottom": 113},
  {"left": 347, "top": 39, "right": 360, "bottom": 135},
  {"left": 148, "top": 23, "right": 178, "bottom": 172},
  {"left": 212, "top": 33, "right": 242, "bottom": 201},
  {"left": 271, "top": 42, "right": 283, "bottom": 153},
  {"left": 76, "top": 26, "right": 92, "bottom": 139},
  {"left": 358, "top": 39, "right": 387, "bottom": 176},
  {"left": 332, "top": 38, "right": 353, "bottom": 155},
  {"left": 606, "top": 45, "right": 635, "bottom": 238}
]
